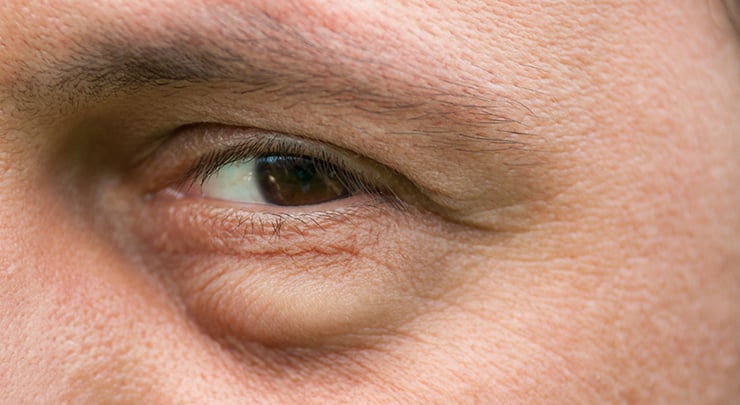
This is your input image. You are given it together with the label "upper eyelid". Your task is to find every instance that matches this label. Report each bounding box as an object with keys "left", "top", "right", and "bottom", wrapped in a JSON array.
[
  {"left": 184, "top": 132, "right": 339, "bottom": 187},
  {"left": 129, "top": 123, "right": 472, "bottom": 226},
  {"left": 181, "top": 128, "right": 380, "bottom": 190},
  {"left": 132, "top": 124, "right": 408, "bottom": 203}
]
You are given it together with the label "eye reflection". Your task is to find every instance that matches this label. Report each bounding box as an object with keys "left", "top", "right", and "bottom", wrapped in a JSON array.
[{"left": 200, "top": 154, "right": 350, "bottom": 206}]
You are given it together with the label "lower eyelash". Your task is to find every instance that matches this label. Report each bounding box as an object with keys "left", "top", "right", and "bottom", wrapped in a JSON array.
[{"left": 146, "top": 188, "right": 396, "bottom": 244}]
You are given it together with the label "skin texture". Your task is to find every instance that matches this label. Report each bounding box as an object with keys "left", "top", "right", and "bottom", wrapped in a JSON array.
[{"left": 0, "top": 0, "right": 738, "bottom": 403}]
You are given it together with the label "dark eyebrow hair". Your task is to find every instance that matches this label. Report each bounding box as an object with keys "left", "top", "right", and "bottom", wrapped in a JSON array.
[
  {"left": 7, "top": 14, "right": 539, "bottom": 155},
  {"left": 11, "top": 37, "right": 292, "bottom": 111}
]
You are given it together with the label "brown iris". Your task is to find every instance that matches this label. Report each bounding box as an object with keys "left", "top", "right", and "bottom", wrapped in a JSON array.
[{"left": 255, "top": 155, "right": 350, "bottom": 206}]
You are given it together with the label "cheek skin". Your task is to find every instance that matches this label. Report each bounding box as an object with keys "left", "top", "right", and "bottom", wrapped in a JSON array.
[
  {"left": 473, "top": 2, "right": 740, "bottom": 403},
  {"left": 0, "top": 193, "right": 260, "bottom": 403},
  {"left": 119, "top": 193, "right": 462, "bottom": 347}
]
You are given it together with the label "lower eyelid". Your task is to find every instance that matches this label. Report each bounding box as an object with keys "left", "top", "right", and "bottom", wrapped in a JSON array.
[
  {"left": 127, "top": 188, "right": 439, "bottom": 346},
  {"left": 151, "top": 188, "right": 392, "bottom": 243}
]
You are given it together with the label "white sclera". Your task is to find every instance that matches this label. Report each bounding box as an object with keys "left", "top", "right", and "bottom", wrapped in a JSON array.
[{"left": 200, "top": 160, "right": 267, "bottom": 204}]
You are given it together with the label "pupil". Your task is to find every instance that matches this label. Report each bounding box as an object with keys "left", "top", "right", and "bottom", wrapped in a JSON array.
[{"left": 255, "top": 155, "right": 350, "bottom": 206}]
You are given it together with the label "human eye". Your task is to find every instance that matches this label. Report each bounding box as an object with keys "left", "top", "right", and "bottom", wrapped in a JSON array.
[
  {"left": 114, "top": 123, "right": 452, "bottom": 347},
  {"left": 199, "top": 155, "right": 351, "bottom": 206},
  {"left": 176, "top": 128, "right": 391, "bottom": 209}
]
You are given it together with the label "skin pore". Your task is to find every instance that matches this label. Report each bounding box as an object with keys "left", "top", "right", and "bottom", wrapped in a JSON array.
[{"left": 0, "top": 0, "right": 738, "bottom": 403}]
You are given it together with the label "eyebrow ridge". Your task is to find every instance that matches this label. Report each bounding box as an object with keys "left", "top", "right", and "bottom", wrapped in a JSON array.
[{"left": 8, "top": 15, "right": 539, "bottom": 154}]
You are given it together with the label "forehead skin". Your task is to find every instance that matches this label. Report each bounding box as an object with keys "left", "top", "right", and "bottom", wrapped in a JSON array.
[{"left": 0, "top": 0, "right": 739, "bottom": 403}]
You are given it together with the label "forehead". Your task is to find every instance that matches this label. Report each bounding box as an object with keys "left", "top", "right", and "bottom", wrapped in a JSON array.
[
  {"left": 0, "top": 1, "right": 700, "bottom": 78},
  {"left": 3, "top": 1, "right": 711, "bottom": 119}
]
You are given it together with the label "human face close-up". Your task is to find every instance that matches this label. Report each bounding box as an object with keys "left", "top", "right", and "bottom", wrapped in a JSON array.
[{"left": 0, "top": 1, "right": 738, "bottom": 403}]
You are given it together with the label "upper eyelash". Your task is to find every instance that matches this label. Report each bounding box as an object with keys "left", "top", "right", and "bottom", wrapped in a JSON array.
[{"left": 179, "top": 134, "right": 393, "bottom": 202}]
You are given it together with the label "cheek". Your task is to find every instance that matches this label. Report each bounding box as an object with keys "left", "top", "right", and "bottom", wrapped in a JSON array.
[
  {"left": 0, "top": 200, "right": 280, "bottom": 403},
  {"left": 121, "top": 195, "right": 457, "bottom": 347},
  {"left": 171, "top": 252, "right": 404, "bottom": 346},
  {"left": 0, "top": 161, "right": 262, "bottom": 401}
]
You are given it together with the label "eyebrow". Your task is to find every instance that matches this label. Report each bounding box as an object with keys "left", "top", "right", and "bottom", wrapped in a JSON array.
[{"left": 8, "top": 12, "right": 537, "bottom": 152}]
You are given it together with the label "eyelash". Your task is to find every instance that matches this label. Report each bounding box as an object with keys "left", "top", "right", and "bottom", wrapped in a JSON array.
[
  {"left": 128, "top": 125, "right": 434, "bottom": 243},
  {"left": 176, "top": 132, "right": 401, "bottom": 208}
]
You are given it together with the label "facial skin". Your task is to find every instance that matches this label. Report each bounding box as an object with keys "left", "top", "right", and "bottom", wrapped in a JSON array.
[{"left": 0, "top": 0, "right": 738, "bottom": 403}]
